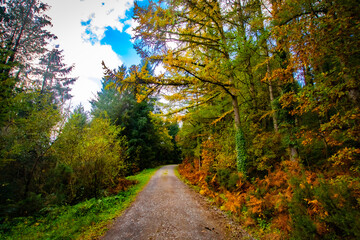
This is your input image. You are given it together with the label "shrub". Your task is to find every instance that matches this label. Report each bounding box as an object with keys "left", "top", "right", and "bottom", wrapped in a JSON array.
[
  {"left": 289, "top": 175, "right": 360, "bottom": 239},
  {"left": 216, "top": 168, "right": 239, "bottom": 191}
]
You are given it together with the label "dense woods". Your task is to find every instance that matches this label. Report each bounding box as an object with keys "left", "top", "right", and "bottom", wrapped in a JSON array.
[
  {"left": 111, "top": 0, "right": 358, "bottom": 239},
  {"left": 0, "top": 0, "right": 179, "bottom": 227},
  {"left": 1, "top": 0, "right": 359, "bottom": 239}
]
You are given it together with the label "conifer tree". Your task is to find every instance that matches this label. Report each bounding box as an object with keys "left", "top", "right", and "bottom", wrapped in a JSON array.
[{"left": 32, "top": 47, "right": 77, "bottom": 104}]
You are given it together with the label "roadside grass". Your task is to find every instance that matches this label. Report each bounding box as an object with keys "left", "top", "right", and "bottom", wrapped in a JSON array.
[{"left": 1, "top": 167, "right": 159, "bottom": 240}]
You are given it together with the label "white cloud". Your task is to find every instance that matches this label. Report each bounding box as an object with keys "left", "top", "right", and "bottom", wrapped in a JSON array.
[
  {"left": 44, "top": 0, "right": 135, "bottom": 111},
  {"left": 124, "top": 18, "right": 139, "bottom": 41}
]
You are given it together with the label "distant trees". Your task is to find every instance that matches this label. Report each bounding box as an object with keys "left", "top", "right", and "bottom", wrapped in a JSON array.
[{"left": 93, "top": 64, "right": 181, "bottom": 174}]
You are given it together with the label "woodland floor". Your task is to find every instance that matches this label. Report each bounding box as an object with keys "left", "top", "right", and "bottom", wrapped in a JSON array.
[{"left": 102, "top": 165, "right": 250, "bottom": 240}]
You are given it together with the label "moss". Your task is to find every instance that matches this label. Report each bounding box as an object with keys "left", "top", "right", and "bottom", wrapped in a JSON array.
[{"left": 236, "top": 129, "right": 247, "bottom": 176}]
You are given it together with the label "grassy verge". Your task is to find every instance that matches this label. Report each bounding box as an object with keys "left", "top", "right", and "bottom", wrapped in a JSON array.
[{"left": 1, "top": 167, "right": 159, "bottom": 240}]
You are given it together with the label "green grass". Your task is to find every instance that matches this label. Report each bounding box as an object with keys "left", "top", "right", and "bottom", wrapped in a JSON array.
[{"left": 1, "top": 167, "right": 159, "bottom": 240}]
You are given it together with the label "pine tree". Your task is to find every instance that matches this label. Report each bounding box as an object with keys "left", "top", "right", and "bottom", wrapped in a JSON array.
[{"left": 32, "top": 47, "right": 77, "bottom": 103}]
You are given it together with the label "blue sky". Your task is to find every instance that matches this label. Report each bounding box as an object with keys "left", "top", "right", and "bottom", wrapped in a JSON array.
[
  {"left": 101, "top": 26, "right": 140, "bottom": 66},
  {"left": 44, "top": 0, "right": 143, "bottom": 111}
]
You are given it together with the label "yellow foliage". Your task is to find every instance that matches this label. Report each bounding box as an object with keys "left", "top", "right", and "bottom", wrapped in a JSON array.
[
  {"left": 271, "top": 214, "right": 291, "bottom": 233},
  {"left": 223, "top": 191, "right": 242, "bottom": 213},
  {"left": 329, "top": 147, "right": 360, "bottom": 169},
  {"left": 247, "top": 195, "right": 264, "bottom": 215}
]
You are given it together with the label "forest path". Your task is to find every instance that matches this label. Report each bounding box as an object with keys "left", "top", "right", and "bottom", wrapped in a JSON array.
[{"left": 102, "top": 165, "right": 247, "bottom": 240}]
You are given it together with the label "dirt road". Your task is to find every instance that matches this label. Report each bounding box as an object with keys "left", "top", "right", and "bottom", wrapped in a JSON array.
[{"left": 103, "top": 165, "right": 248, "bottom": 240}]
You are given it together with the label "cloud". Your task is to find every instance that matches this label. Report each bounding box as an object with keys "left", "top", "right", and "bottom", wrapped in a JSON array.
[
  {"left": 44, "top": 0, "right": 135, "bottom": 111},
  {"left": 124, "top": 18, "right": 139, "bottom": 41}
]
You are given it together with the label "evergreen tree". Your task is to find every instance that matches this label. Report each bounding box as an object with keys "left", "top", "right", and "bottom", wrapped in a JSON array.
[
  {"left": 32, "top": 47, "right": 77, "bottom": 104},
  {"left": 93, "top": 64, "right": 179, "bottom": 173},
  {"left": 0, "top": 0, "right": 55, "bottom": 73}
]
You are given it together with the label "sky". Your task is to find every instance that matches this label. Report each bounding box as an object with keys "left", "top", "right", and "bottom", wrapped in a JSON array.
[{"left": 44, "top": 0, "right": 141, "bottom": 111}]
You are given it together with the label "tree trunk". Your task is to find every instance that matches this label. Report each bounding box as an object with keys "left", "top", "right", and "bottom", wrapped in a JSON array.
[
  {"left": 289, "top": 146, "right": 298, "bottom": 161},
  {"left": 267, "top": 60, "right": 279, "bottom": 132},
  {"left": 256, "top": 0, "right": 279, "bottom": 132},
  {"left": 231, "top": 94, "right": 247, "bottom": 175},
  {"left": 6, "top": 0, "right": 36, "bottom": 65}
]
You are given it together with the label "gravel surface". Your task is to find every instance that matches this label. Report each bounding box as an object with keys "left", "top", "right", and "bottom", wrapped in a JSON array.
[{"left": 102, "top": 165, "right": 250, "bottom": 240}]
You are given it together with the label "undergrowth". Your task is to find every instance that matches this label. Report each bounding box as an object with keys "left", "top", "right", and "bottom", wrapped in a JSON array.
[
  {"left": 1, "top": 167, "right": 158, "bottom": 240},
  {"left": 178, "top": 159, "right": 360, "bottom": 240}
]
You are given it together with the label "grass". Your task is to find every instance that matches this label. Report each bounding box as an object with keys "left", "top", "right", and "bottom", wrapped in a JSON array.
[{"left": 1, "top": 167, "right": 159, "bottom": 240}]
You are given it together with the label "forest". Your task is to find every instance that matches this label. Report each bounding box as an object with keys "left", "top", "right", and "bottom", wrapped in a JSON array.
[
  {"left": 1, "top": 0, "right": 360, "bottom": 239},
  {"left": 0, "top": 0, "right": 180, "bottom": 237}
]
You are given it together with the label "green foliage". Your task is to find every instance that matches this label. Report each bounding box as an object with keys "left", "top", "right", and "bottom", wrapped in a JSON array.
[
  {"left": 216, "top": 168, "right": 239, "bottom": 192},
  {"left": 166, "top": 122, "right": 182, "bottom": 164},
  {"left": 289, "top": 178, "right": 318, "bottom": 240},
  {"left": 289, "top": 175, "right": 360, "bottom": 240},
  {"left": 1, "top": 167, "right": 158, "bottom": 240},
  {"left": 91, "top": 74, "right": 181, "bottom": 173},
  {"left": 247, "top": 129, "right": 285, "bottom": 173},
  {"left": 52, "top": 110, "right": 127, "bottom": 203},
  {"left": 0, "top": 91, "right": 61, "bottom": 216},
  {"left": 236, "top": 129, "right": 247, "bottom": 175},
  {"left": 314, "top": 180, "right": 360, "bottom": 239}
]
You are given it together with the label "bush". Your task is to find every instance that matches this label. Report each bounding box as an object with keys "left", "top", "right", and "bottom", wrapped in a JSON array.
[
  {"left": 289, "top": 175, "right": 360, "bottom": 239},
  {"left": 217, "top": 168, "right": 239, "bottom": 191},
  {"left": 52, "top": 115, "right": 128, "bottom": 203}
]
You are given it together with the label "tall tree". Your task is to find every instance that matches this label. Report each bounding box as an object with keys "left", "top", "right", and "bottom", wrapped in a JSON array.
[
  {"left": 0, "top": 0, "right": 56, "bottom": 124},
  {"left": 32, "top": 47, "right": 77, "bottom": 104},
  {"left": 94, "top": 65, "right": 177, "bottom": 173},
  {"left": 0, "top": 0, "right": 55, "bottom": 71}
]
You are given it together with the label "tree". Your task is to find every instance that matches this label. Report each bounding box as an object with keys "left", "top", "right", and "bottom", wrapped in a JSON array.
[
  {"left": 52, "top": 106, "right": 128, "bottom": 202},
  {"left": 0, "top": 45, "right": 17, "bottom": 125},
  {"left": 0, "top": 0, "right": 57, "bottom": 125},
  {"left": 0, "top": 91, "right": 61, "bottom": 216},
  {"left": 94, "top": 64, "right": 178, "bottom": 172},
  {"left": 32, "top": 47, "right": 77, "bottom": 104},
  {"left": 0, "top": 0, "right": 55, "bottom": 74}
]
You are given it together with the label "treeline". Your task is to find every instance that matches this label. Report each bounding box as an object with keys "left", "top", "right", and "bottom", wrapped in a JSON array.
[
  {"left": 0, "top": 0, "right": 180, "bottom": 222},
  {"left": 112, "top": 0, "right": 359, "bottom": 239}
]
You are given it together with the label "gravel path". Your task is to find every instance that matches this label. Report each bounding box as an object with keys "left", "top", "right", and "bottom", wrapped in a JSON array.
[{"left": 102, "top": 165, "right": 248, "bottom": 240}]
